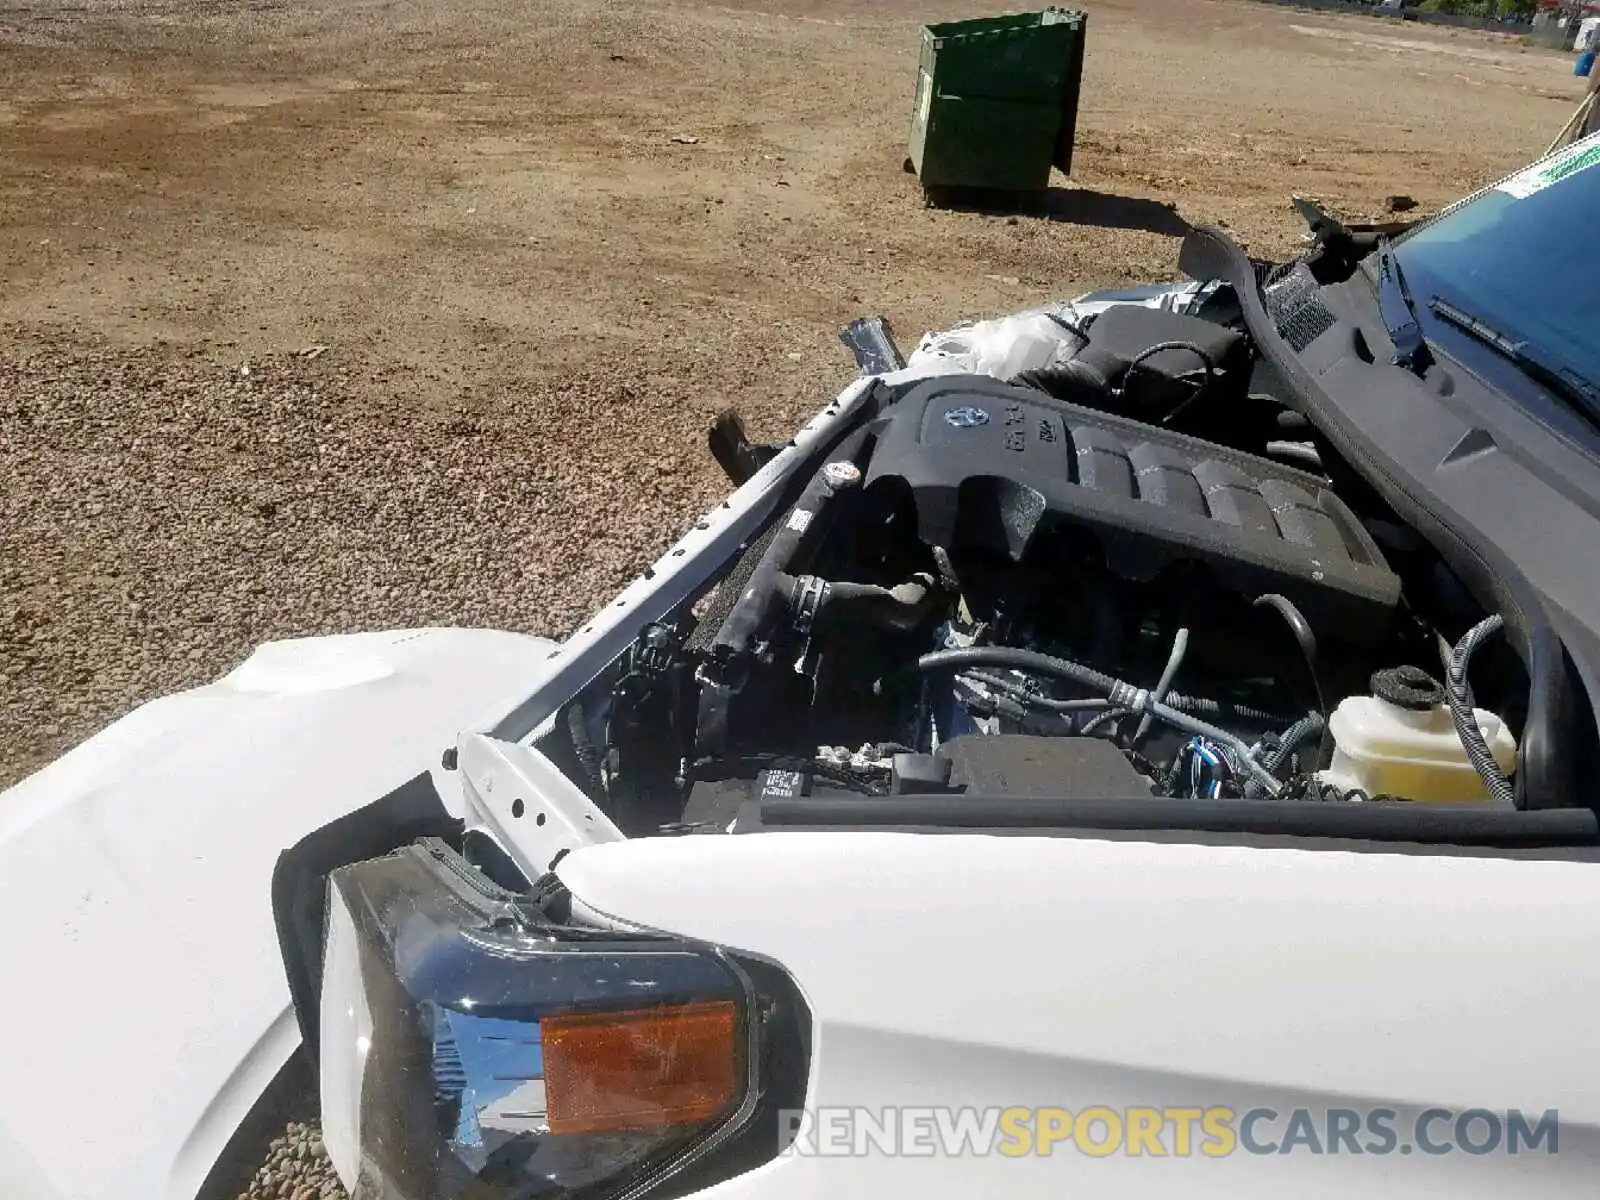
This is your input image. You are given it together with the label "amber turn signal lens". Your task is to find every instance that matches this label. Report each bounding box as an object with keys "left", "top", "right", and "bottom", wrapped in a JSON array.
[{"left": 541, "top": 1001, "right": 740, "bottom": 1135}]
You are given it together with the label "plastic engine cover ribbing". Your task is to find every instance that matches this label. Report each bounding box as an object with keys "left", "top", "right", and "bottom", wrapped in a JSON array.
[{"left": 863, "top": 376, "right": 1400, "bottom": 642}]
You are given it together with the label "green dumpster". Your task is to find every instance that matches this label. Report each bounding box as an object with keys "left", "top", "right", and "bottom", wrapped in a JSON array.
[{"left": 908, "top": 8, "right": 1087, "bottom": 195}]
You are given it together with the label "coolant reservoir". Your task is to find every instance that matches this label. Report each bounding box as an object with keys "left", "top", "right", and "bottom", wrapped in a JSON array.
[{"left": 1318, "top": 666, "right": 1517, "bottom": 802}]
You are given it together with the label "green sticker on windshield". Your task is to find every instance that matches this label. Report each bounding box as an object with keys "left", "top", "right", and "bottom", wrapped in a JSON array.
[{"left": 1498, "top": 132, "right": 1600, "bottom": 199}]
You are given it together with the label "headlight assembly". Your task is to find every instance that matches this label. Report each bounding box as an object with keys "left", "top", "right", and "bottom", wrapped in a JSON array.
[{"left": 319, "top": 839, "right": 810, "bottom": 1199}]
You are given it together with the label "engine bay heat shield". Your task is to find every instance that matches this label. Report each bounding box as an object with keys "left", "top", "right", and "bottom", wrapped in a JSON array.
[{"left": 863, "top": 377, "right": 1400, "bottom": 641}]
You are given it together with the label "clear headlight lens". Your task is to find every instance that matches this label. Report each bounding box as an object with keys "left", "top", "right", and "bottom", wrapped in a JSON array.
[
  {"left": 319, "top": 885, "right": 375, "bottom": 1189},
  {"left": 319, "top": 839, "right": 806, "bottom": 1199}
]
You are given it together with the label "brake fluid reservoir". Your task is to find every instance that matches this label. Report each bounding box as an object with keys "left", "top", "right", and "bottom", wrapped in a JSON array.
[{"left": 1318, "top": 666, "right": 1517, "bottom": 802}]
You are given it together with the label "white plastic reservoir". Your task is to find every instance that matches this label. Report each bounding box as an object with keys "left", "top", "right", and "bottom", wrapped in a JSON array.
[{"left": 1318, "top": 666, "right": 1517, "bottom": 803}]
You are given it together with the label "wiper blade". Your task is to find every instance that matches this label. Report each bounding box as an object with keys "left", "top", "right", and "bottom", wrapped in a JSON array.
[
  {"left": 1376, "top": 238, "right": 1431, "bottom": 372},
  {"left": 1428, "top": 295, "right": 1600, "bottom": 424}
]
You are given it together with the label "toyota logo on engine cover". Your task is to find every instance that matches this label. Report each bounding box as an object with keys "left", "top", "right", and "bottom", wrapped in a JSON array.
[{"left": 944, "top": 405, "right": 990, "bottom": 429}]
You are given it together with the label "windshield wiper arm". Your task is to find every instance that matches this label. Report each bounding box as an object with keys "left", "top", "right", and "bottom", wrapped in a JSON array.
[
  {"left": 1428, "top": 295, "right": 1600, "bottom": 425},
  {"left": 1376, "top": 238, "right": 1431, "bottom": 373}
]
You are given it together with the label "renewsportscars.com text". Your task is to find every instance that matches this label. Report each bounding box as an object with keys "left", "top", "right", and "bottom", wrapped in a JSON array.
[{"left": 779, "top": 1106, "right": 1561, "bottom": 1159}]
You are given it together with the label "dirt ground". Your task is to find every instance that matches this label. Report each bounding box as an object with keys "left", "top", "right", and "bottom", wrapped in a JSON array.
[{"left": 0, "top": 0, "right": 1586, "bottom": 794}]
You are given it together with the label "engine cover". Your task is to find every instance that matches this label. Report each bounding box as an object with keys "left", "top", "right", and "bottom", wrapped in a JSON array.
[{"left": 863, "top": 376, "right": 1400, "bottom": 641}]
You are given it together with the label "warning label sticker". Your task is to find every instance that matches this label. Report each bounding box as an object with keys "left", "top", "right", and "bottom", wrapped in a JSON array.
[
  {"left": 1498, "top": 132, "right": 1600, "bottom": 199},
  {"left": 756, "top": 769, "right": 808, "bottom": 801}
]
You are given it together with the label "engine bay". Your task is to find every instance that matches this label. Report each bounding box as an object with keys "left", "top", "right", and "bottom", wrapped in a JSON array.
[{"left": 536, "top": 293, "right": 1548, "bottom": 837}]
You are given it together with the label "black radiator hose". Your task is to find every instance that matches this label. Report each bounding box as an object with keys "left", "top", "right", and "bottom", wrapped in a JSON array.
[
  {"left": 706, "top": 425, "right": 875, "bottom": 666},
  {"left": 780, "top": 572, "right": 942, "bottom": 635}
]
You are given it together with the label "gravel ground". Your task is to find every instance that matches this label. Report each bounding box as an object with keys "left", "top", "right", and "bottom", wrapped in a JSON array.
[
  {"left": 0, "top": 338, "right": 768, "bottom": 783},
  {"left": 238, "top": 1123, "right": 343, "bottom": 1200}
]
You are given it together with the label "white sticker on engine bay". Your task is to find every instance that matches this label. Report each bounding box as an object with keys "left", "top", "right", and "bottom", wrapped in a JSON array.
[
  {"left": 787, "top": 509, "right": 813, "bottom": 533},
  {"left": 1497, "top": 132, "right": 1600, "bottom": 199}
]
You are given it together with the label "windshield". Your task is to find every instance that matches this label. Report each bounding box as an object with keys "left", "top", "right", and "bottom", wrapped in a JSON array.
[{"left": 1393, "top": 134, "right": 1600, "bottom": 389}]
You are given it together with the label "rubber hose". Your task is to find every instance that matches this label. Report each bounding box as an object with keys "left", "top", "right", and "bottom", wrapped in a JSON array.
[
  {"left": 1079, "top": 708, "right": 1135, "bottom": 737},
  {"left": 1123, "top": 340, "right": 1217, "bottom": 395},
  {"left": 959, "top": 671, "right": 1114, "bottom": 713},
  {"left": 1446, "top": 615, "right": 1518, "bottom": 807},
  {"left": 1253, "top": 594, "right": 1320, "bottom": 691},
  {"left": 786, "top": 573, "right": 941, "bottom": 634},
  {"left": 902, "top": 646, "right": 1286, "bottom": 724},
  {"left": 1135, "top": 627, "right": 1189, "bottom": 744},
  {"left": 1254, "top": 592, "right": 1329, "bottom": 764}
]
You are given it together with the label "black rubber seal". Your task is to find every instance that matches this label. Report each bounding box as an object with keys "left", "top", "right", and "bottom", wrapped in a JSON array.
[
  {"left": 758, "top": 795, "right": 1598, "bottom": 847},
  {"left": 1371, "top": 665, "right": 1446, "bottom": 711}
]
